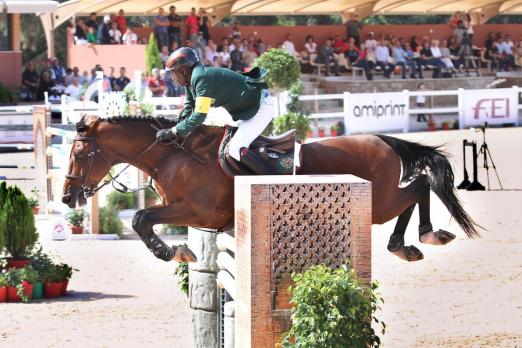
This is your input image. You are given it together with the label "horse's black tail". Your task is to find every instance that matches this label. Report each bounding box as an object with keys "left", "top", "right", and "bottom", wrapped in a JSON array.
[{"left": 376, "top": 134, "right": 480, "bottom": 238}]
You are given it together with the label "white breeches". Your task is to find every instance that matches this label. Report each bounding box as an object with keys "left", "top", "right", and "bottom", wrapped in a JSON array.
[{"left": 228, "top": 92, "right": 276, "bottom": 161}]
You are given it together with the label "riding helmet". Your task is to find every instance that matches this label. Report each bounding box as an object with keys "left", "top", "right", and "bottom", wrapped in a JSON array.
[{"left": 165, "top": 47, "right": 200, "bottom": 72}]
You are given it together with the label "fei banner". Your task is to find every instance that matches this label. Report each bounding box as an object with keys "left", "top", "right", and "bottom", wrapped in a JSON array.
[
  {"left": 462, "top": 88, "right": 518, "bottom": 127},
  {"left": 344, "top": 92, "right": 409, "bottom": 134}
]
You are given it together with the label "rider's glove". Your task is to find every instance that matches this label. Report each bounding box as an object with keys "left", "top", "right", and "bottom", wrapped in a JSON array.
[{"left": 156, "top": 128, "right": 177, "bottom": 144}]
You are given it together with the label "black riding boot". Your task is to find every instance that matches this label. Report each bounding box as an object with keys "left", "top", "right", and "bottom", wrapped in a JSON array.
[{"left": 239, "top": 148, "right": 273, "bottom": 175}]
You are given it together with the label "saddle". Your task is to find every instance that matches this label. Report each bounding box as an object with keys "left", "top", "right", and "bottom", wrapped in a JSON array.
[{"left": 218, "top": 126, "right": 300, "bottom": 177}]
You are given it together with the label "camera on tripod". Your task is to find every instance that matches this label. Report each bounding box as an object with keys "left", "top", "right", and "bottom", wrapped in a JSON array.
[{"left": 458, "top": 122, "right": 503, "bottom": 191}]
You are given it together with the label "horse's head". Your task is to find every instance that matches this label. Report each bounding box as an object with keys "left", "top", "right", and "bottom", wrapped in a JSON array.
[{"left": 62, "top": 115, "right": 113, "bottom": 208}]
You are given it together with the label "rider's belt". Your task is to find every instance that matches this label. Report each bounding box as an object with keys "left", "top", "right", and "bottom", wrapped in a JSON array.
[{"left": 195, "top": 96, "right": 214, "bottom": 114}]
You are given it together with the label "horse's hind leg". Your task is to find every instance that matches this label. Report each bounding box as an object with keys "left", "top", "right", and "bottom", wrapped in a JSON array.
[
  {"left": 387, "top": 204, "right": 424, "bottom": 262},
  {"left": 416, "top": 175, "right": 457, "bottom": 246}
]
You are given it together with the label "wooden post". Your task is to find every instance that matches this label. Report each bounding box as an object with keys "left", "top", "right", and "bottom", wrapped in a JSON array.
[{"left": 90, "top": 193, "right": 99, "bottom": 234}]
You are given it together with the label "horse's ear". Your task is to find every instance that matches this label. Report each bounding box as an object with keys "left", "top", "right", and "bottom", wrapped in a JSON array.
[{"left": 76, "top": 115, "right": 100, "bottom": 133}]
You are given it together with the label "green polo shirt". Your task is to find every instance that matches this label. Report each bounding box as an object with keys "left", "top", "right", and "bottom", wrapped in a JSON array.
[{"left": 175, "top": 63, "right": 269, "bottom": 136}]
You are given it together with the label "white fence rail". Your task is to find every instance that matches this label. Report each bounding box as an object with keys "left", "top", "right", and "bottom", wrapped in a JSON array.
[{"left": 300, "top": 87, "right": 521, "bottom": 134}]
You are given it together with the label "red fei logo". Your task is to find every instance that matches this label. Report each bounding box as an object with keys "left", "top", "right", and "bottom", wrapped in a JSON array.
[{"left": 472, "top": 98, "right": 511, "bottom": 119}]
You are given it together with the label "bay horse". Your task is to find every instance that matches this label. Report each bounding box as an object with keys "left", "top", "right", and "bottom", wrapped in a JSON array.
[{"left": 62, "top": 115, "right": 479, "bottom": 263}]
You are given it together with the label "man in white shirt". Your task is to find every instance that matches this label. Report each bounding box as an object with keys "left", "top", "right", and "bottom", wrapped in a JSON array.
[
  {"left": 64, "top": 77, "right": 81, "bottom": 101},
  {"left": 364, "top": 32, "right": 378, "bottom": 62},
  {"left": 375, "top": 39, "right": 395, "bottom": 78},
  {"left": 122, "top": 27, "right": 138, "bottom": 45},
  {"left": 282, "top": 34, "right": 298, "bottom": 57},
  {"left": 205, "top": 42, "right": 220, "bottom": 66},
  {"left": 109, "top": 22, "right": 122, "bottom": 44}
]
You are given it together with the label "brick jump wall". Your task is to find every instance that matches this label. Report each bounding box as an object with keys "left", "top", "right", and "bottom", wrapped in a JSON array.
[{"left": 234, "top": 175, "right": 372, "bottom": 348}]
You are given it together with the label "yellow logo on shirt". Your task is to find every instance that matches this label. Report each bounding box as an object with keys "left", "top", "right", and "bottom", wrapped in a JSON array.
[{"left": 195, "top": 96, "right": 214, "bottom": 114}]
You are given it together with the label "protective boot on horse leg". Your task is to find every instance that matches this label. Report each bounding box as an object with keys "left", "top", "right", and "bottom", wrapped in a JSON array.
[{"left": 155, "top": 47, "right": 277, "bottom": 175}]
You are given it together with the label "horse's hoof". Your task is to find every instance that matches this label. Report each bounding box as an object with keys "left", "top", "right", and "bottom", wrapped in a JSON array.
[
  {"left": 173, "top": 246, "right": 198, "bottom": 263},
  {"left": 420, "top": 230, "right": 456, "bottom": 245},
  {"left": 391, "top": 245, "right": 424, "bottom": 262}
]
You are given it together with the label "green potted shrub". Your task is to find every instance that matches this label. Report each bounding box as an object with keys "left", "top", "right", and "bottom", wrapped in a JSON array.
[
  {"left": 0, "top": 185, "right": 38, "bottom": 269},
  {"left": 283, "top": 264, "right": 385, "bottom": 348},
  {"left": 0, "top": 272, "right": 7, "bottom": 302},
  {"left": 43, "top": 264, "right": 63, "bottom": 298},
  {"left": 30, "top": 247, "right": 53, "bottom": 299},
  {"left": 5, "top": 266, "right": 38, "bottom": 302},
  {"left": 66, "top": 209, "right": 86, "bottom": 234},
  {"left": 99, "top": 206, "right": 124, "bottom": 239},
  {"left": 58, "top": 263, "right": 75, "bottom": 296},
  {"left": 27, "top": 187, "right": 40, "bottom": 215},
  {"left": 106, "top": 190, "right": 136, "bottom": 210},
  {"left": 330, "top": 124, "right": 338, "bottom": 137},
  {"left": 317, "top": 126, "right": 325, "bottom": 138},
  {"left": 441, "top": 121, "right": 450, "bottom": 130},
  {"left": 272, "top": 112, "right": 311, "bottom": 142}
]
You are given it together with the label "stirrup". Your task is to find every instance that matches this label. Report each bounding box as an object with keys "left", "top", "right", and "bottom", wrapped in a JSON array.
[{"left": 239, "top": 148, "right": 273, "bottom": 175}]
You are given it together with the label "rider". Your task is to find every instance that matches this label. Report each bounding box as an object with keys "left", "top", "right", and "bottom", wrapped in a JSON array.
[{"left": 155, "top": 46, "right": 275, "bottom": 174}]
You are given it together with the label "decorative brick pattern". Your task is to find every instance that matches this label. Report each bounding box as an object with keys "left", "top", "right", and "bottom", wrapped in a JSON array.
[{"left": 234, "top": 176, "right": 372, "bottom": 348}]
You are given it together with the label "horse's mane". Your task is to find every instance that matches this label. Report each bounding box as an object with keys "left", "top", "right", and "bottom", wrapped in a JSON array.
[{"left": 104, "top": 115, "right": 178, "bottom": 128}]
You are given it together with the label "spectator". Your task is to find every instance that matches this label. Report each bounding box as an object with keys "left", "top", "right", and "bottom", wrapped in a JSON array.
[
  {"left": 419, "top": 41, "right": 443, "bottom": 78},
  {"left": 122, "top": 27, "right": 138, "bottom": 45},
  {"left": 346, "top": 13, "right": 363, "bottom": 45},
  {"left": 354, "top": 43, "right": 374, "bottom": 80},
  {"left": 449, "top": 11, "right": 462, "bottom": 30},
  {"left": 160, "top": 46, "right": 170, "bottom": 67},
  {"left": 168, "top": 6, "right": 182, "bottom": 48},
  {"left": 515, "top": 40, "right": 522, "bottom": 67},
  {"left": 50, "top": 57, "right": 66, "bottom": 84},
  {"left": 333, "top": 34, "right": 346, "bottom": 53},
  {"left": 198, "top": 7, "right": 210, "bottom": 43},
  {"left": 109, "top": 22, "right": 122, "bottom": 44},
  {"left": 243, "top": 44, "right": 258, "bottom": 68},
  {"left": 431, "top": 39, "right": 454, "bottom": 76},
  {"left": 65, "top": 66, "right": 81, "bottom": 85},
  {"left": 230, "top": 45, "right": 244, "bottom": 72},
  {"left": 107, "top": 66, "right": 117, "bottom": 90},
  {"left": 217, "top": 37, "right": 229, "bottom": 52},
  {"left": 282, "top": 34, "right": 298, "bottom": 57},
  {"left": 164, "top": 69, "right": 181, "bottom": 97},
  {"left": 317, "top": 38, "right": 340, "bottom": 77},
  {"left": 114, "top": 67, "right": 130, "bottom": 91},
  {"left": 464, "top": 12, "right": 474, "bottom": 43},
  {"left": 410, "top": 35, "right": 420, "bottom": 52},
  {"left": 113, "top": 9, "right": 127, "bottom": 34},
  {"left": 302, "top": 35, "right": 317, "bottom": 60},
  {"left": 454, "top": 20, "right": 466, "bottom": 46},
  {"left": 64, "top": 77, "right": 81, "bottom": 101},
  {"left": 364, "top": 32, "right": 377, "bottom": 62},
  {"left": 232, "top": 22, "right": 241, "bottom": 38},
  {"left": 404, "top": 42, "right": 423, "bottom": 78},
  {"left": 416, "top": 82, "right": 428, "bottom": 122},
  {"left": 86, "top": 12, "right": 98, "bottom": 31},
  {"left": 154, "top": 8, "right": 169, "bottom": 50},
  {"left": 257, "top": 38, "right": 267, "bottom": 55},
  {"left": 148, "top": 68, "right": 165, "bottom": 97},
  {"left": 186, "top": 7, "right": 199, "bottom": 43},
  {"left": 393, "top": 41, "right": 417, "bottom": 79},
  {"left": 22, "top": 62, "right": 38, "bottom": 101},
  {"left": 86, "top": 27, "right": 97, "bottom": 44},
  {"left": 497, "top": 35, "right": 515, "bottom": 71},
  {"left": 169, "top": 40, "right": 179, "bottom": 54},
  {"left": 440, "top": 40, "right": 459, "bottom": 72},
  {"left": 205, "top": 42, "right": 220, "bottom": 66},
  {"left": 375, "top": 39, "right": 395, "bottom": 78},
  {"left": 74, "top": 18, "right": 87, "bottom": 43},
  {"left": 37, "top": 70, "right": 54, "bottom": 101},
  {"left": 220, "top": 45, "right": 231, "bottom": 68},
  {"left": 97, "top": 16, "right": 111, "bottom": 44},
  {"left": 193, "top": 32, "right": 207, "bottom": 61}
]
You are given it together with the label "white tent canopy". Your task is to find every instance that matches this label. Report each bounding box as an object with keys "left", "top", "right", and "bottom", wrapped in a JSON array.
[{"left": 1, "top": 0, "right": 57, "bottom": 13}]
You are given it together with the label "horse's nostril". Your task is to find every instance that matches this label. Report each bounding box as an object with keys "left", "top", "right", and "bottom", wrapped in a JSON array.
[{"left": 62, "top": 195, "right": 71, "bottom": 204}]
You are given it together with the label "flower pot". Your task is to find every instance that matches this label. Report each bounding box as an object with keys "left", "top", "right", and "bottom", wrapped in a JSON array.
[
  {"left": 306, "top": 130, "right": 313, "bottom": 139},
  {"left": 32, "top": 207, "right": 40, "bottom": 215},
  {"left": 6, "top": 258, "right": 32, "bottom": 269},
  {"left": 428, "top": 123, "right": 437, "bottom": 131},
  {"left": 60, "top": 280, "right": 69, "bottom": 296},
  {"left": 44, "top": 282, "right": 63, "bottom": 298},
  {"left": 0, "top": 286, "right": 6, "bottom": 302},
  {"left": 441, "top": 123, "right": 450, "bottom": 130},
  {"left": 32, "top": 282, "right": 44, "bottom": 299},
  {"left": 318, "top": 130, "right": 325, "bottom": 137},
  {"left": 7, "top": 281, "right": 33, "bottom": 302},
  {"left": 330, "top": 129, "right": 337, "bottom": 137},
  {"left": 70, "top": 225, "right": 84, "bottom": 234}
]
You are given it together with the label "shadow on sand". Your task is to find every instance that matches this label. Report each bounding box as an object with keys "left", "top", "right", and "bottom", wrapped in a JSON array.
[{"left": 30, "top": 291, "right": 136, "bottom": 303}]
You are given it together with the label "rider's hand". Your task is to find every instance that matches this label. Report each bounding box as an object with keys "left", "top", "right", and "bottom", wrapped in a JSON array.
[{"left": 156, "top": 128, "right": 177, "bottom": 144}]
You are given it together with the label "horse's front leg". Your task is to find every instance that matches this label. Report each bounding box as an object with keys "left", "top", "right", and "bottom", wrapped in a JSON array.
[{"left": 132, "top": 204, "right": 197, "bottom": 263}]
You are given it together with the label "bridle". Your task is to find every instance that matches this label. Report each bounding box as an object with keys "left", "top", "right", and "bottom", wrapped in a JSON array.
[{"left": 65, "top": 133, "right": 160, "bottom": 199}]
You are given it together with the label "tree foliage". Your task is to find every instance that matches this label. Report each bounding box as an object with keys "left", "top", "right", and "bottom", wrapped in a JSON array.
[
  {"left": 145, "top": 32, "right": 162, "bottom": 76},
  {"left": 253, "top": 48, "right": 300, "bottom": 91},
  {"left": 99, "top": 206, "right": 124, "bottom": 238},
  {"left": 283, "top": 264, "right": 385, "bottom": 348},
  {"left": 272, "top": 112, "right": 310, "bottom": 141},
  {"left": 0, "top": 185, "right": 38, "bottom": 258}
]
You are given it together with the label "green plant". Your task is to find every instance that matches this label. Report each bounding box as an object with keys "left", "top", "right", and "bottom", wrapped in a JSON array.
[
  {"left": 160, "top": 225, "right": 188, "bottom": 235},
  {"left": 66, "top": 209, "right": 86, "bottom": 227},
  {"left": 0, "top": 182, "right": 6, "bottom": 252},
  {"left": 282, "top": 264, "right": 385, "bottom": 348},
  {"left": 58, "top": 263, "right": 75, "bottom": 281},
  {"left": 145, "top": 188, "right": 159, "bottom": 200},
  {"left": 145, "top": 32, "right": 162, "bottom": 76},
  {"left": 272, "top": 112, "right": 311, "bottom": 141},
  {"left": 286, "top": 81, "right": 309, "bottom": 116},
  {"left": 0, "top": 82, "right": 14, "bottom": 104},
  {"left": 0, "top": 272, "right": 7, "bottom": 287},
  {"left": 253, "top": 48, "right": 301, "bottom": 115},
  {"left": 5, "top": 266, "right": 38, "bottom": 302},
  {"left": 99, "top": 206, "right": 124, "bottom": 238},
  {"left": 30, "top": 246, "right": 53, "bottom": 282},
  {"left": 0, "top": 185, "right": 38, "bottom": 259},
  {"left": 330, "top": 124, "right": 338, "bottom": 131},
  {"left": 27, "top": 187, "right": 39, "bottom": 208},
  {"left": 42, "top": 264, "right": 62, "bottom": 283},
  {"left": 174, "top": 247, "right": 189, "bottom": 297},
  {"left": 106, "top": 190, "right": 136, "bottom": 210}
]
